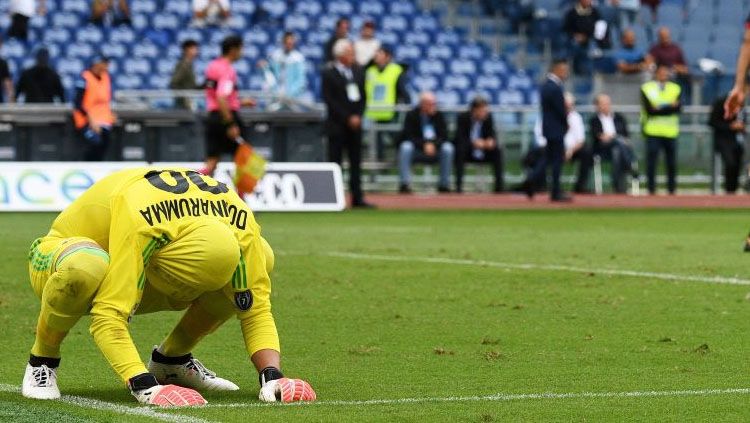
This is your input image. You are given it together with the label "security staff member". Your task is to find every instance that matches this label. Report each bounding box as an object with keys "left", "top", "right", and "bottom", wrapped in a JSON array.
[
  {"left": 365, "top": 46, "right": 410, "bottom": 159},
  {"left": 73, "top": 54, "right": 115, "bottom": 161},
  {"left": 641, "top": 64, "right": 681, "bottom": 195}
]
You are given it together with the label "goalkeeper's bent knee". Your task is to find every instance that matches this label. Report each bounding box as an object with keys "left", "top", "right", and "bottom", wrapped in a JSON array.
[{"left": 32, "top": 243, "right": 109, "bottom": 358}]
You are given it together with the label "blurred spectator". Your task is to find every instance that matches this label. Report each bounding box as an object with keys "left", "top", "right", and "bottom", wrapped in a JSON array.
[
  {"left": 7, "top": 0, "right": 45, "bottom": 41},
  {"left": 563, "top": 0, "right": 603, "bottom": 76},
  {"left": 73, "top": 55, "right": 114, "bottom": 161},
  {"left": 354, "top": 21, "right": 380, "bottom": 67},
  {"left": 589, "top": 93, "right": 637, "bottom": 193},
  {"left": 524, "top": 59, "right": 570, "bottom": 201},
  {"left": 646, "top": 27, "right": 690, "bottom": 101},
  {"left": 202, "top": 35, "right": 257, "bottom": 176},
  {"left": 259, "top": 31, "right": 309, "bottom": 103},
  {"left": 646, "top": 27, "right": 688, "bottom": 76},
  {"left": 454, "top": 97, "right": 504, "bottom": 193},
  {"left": 709, "top": 91, "right": 746, "bottom": 194},
  {"left": 169, "top": 39, "right": 200, "bottom": 110},
  {"left": 641, "top": 64, "right": 681, "bottom": 195},
  {"left": 561, "top": 92, "right": 593, "bottom": 193},
  {"left": 91, "top": 0, "right": 131, "bottom": 26},
  {"left": 321, "top": 39, "right": 372, "bottom": 207},
  {"left": 0, "top": 38, "right": 14, "bottom": 103},
  {"left": 16, "top": 48, "right": 65, "bottom": 103},
  {"left": 613, "top": 29, "right": 649, "bottom": 75},
  {"left": 617, "top": 0, "right": 639, "bottom": 28},
  {"left": 324, "top": 18, "right": 350, "bottom": 64},
  {"left": 364, "top": 46, "right": 410, "bottom": 159},
  {"left": 397, "top": 92, "right": 454, "bottom": 194},
  {"left": 192, "top": 0, "right": 230, "bottom": 27}
]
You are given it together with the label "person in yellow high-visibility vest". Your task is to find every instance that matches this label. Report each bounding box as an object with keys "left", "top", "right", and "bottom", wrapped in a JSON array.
[
  {"left": 641, "top": 64, "right": 681, "bottom": 195},
  {"left": 365, "top": 46, "right": 410, "bottom": 160}
]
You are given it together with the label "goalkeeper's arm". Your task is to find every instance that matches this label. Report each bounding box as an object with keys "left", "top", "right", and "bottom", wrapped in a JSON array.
[{"left": 725, "top": 27, "right": 750, "bottom": 118}]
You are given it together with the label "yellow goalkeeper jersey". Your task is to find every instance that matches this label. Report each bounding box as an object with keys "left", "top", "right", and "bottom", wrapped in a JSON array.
[{"left": 47, "top": 167, "right": 279, "bottom": 381}]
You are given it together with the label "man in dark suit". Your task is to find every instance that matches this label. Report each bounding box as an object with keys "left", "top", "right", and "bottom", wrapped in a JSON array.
[
  {"left": 454, "top": 97, "right": 504, "bottom": 193},
  {"left": 322, "top": 39, "right": 372, "bottom": 207},
  {"left": 398, "top": 92, "right": 454, "bottom": 193},
  {"left": 709, "top": 92, "right": 746, "bottom": 194},
  {"left": 525, "top": 59, "right": 571, "bottom": 201},
  {"left": 589, "top": 93, "right": 638, "bottom": 193}
]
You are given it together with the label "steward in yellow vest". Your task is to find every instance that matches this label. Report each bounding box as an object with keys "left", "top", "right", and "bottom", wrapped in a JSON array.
[
  {"left": 365, "top": 47, "right": 410, "bottom": 122},
  {"left": 641, "top": 64, "right": 682, "bottom": 194}
]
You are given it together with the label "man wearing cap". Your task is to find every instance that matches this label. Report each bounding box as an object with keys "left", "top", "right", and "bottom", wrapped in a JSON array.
[
  {"left": 202, "top": 35, "right": 257, "bottom": 176},
  {"left": 73, "top": 54, "right": 114, "bottom": 161}
]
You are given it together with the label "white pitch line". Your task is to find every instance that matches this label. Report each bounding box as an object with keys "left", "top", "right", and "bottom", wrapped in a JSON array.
[
  {"left": 324, "top": 251, "right": 750, "bottom": 286},
  {"left": 196, "top": 387, "right": 750, "bottom": 408},
  {"left": 0, "top": 383, "right": 213, "bottom": 423}
]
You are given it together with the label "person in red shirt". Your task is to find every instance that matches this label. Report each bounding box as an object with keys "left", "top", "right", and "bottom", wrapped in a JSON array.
[
  {"left": 202, "top": 35, "right": 256, "bottom": 176},
  {"left": 646, "top": 27, "right": 689, "bottom": 76},
  {"left": 724, "top": 13, "right": 750, "bottom": 118}
]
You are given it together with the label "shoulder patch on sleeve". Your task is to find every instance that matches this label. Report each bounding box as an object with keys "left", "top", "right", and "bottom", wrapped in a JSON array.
[{"left": 234, "top": 290, "right": 253, "bottom": 311}]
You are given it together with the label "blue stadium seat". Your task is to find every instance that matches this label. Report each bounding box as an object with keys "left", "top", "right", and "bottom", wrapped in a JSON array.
[
  {"left": 243, "top": 44, "right": 261, "bottom": 60},
  {"left": 2, "top": 40, "right": 24, "bottom": 60},
  {"left": 244, "top": 28, "right": 271, "bottom": 45},
  {"left": 435, "top": 31, "right": 461, "bottom": 46},
  {"left": 246, "top": 74, "right": 266, "bottom": 90},
  {"left": 296, "top": 1, "right": 322, "bottom": 16},
  {"left": 109, "top": 26, "right": 136, "bottom": 44},
  {"left": 389, "top": 1, "right": 416, "bottom": 16},
  {"left": 233, "top": 59, "right": 251, "bottom": 75},
  {"left": 450, "top": 59, "right": 477, "bottom": 75},
  {"left": 261, "top": 0, "right": 288, "bottom": 17},
  {"left": 51, "top": 12, "right": 81, "bottom": 28},
  {"left": 148, "top": 75, "right": 171, "bottom": 90},
  {"left": 395, "top": 44, "right": 422, "bottom": 61},
  {"left": 233, "top": 0, "right": 257, "bottom": 16},
  {"left": 124, "top": 58, "right": 152, "bottom": 75},
  {"left": 413, "top": 14, "right": 439, "bottom": 32},
  {"left": 76, "top": 25, "right": 104, "bottom": 44},
  {"left": 176, "top": 29, "right": 204, "bottom": 44},
  {"left": 29, "top": 14, "right": 47, "bottom": 30},
  {"left": 327, "top": 0, "right": 353, "bottom": 16},
  {"left": 131, "top": 14, "right": 151, "bottom": 30},
  {"left": 115, "top": 74, "right": 144, "bottom": 90},
  {"left": 404, "top": 32, "right": 431, "bottom": 46},
  {"left": 381, "top": 15, "right": 408, "bottom": 32},
  {"left": 199, "top": 44, "right": 221, "bottom": 60},
  {"left": 426, "top": 44, "right": 453, "bottom": 60},
  {"left": 101, "top": 42, "right": 128, "bottom": 59},
  {"left": 57, "top": 58, "right": 85, "bottom": 76},
  {"left": 284, "top": 14, "right": 312, "bottom": 31},
  {"left": 131, "top": 0, "right": 158, "bottom": 14},
  {"left": 497, "top": 89, "right": 525, "bottom": 106},
  {"left": 434, "top": 90, "right": 461, "bottom": 106},
  {"left": 133, "top": 42, "right": 160, "bottom": 59},
  {"left": 360, "top": 1, "right": 385, "bottom": 16},
  {"left": 165, "top": 45, "right": 182, "bottom": 59},
  {"left": 304, "top": 30, "right": 330, "bottom": 45},
  {"left": 164, "top": 0, "right": 192, "bottom": 17},
  {"left": 152, "top": 14, "right": 181, "bottom": 30},
  {"left": 458, "top": 44, "right": 485, "bottom": 60},
  {"left": 156, "top": 59, "right": 178, "bottom": 76},
  {"left": 481, "top": 58, "right": 510, "bottom": 75},
  {"left": 443, "top": 74, "right": 472, "bottom": 91},
  {"left": 379, "top": 31, "right": 401, "bottom": 46},
  {"left": 66, "top": 42, "right": 95, "bottom": 59},
  {"left": 419, "top": 59, "right": 446, "bottom": 75},
  {"left": 61, "top": 0, "right": 88, "bottom": 14},
  {"left": 45, "top": 44, "right": 63, "bottom": 61},
  {"left": 507, "top": 71, "right": 534, "bottom": 90},
  {"left": 44, "top": 27, "right": 72, "bottom": 44},
  {"left": 412, "top": 75, "right": 441, "bottom": 92},
  {"left": 476, "top": 74, "right": 503, "bottom": 90}
]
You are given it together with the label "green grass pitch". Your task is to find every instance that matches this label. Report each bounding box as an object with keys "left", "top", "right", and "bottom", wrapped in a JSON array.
[{"left": 1, "top": 209, "right": 750, "bottom": 422}]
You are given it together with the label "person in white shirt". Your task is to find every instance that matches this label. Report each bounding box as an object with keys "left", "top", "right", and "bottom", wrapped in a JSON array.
[
  {"left": 354, "top": 21, "right": 381, "bottom": 67},
  {"left": 193, "top": 0, "right": 230, "bottom": 27},
  {"left": 527, "top": 93, "right": 593, "bottom": 193},
  {"left": 8, "top": 0, "right": 45, "bottom": 40}
]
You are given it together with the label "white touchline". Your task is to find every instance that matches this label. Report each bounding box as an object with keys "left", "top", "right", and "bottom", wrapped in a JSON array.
[
  {"left": 323, "top": 252, "right": 750, "bottom": 286},
  {"left": 191, "top": 387, "right": 750, "bottom": 409},
  {"left": 0, "top": 383, "right": 213, "bottom": 423}
]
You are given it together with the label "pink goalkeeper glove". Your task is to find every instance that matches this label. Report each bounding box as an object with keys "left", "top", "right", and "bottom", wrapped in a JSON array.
[{"left": 259, "top": 377, "right": 316, "bottom": 402}]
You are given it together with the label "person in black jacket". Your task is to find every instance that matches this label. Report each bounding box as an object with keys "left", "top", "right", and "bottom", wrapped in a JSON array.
[
  {"left": 323, "top": 18, "right": 350, "bottom": 64},
  {"left": 398, "top": 91, "right": 454, "bottom": 193},
  {"left": 454, "top": 97, "right": 504, "bottom": 193},
  {"left": 15, "top": 48, "right": 65, "bottom": 103},
  {"left": 589, "top": 93, "right": 637, "bottom": 193},
  {"left": 321, "top": 39, "right": 372, "bottom": 208},
  {"left": 525, "top": 59, "right": 570, "bottom": 201},
  {"left": 563, "top": 0, "right": 602, "bottom": 76},
  {"left": 709, "top": 92, "right": 746, "bottom": 194}
]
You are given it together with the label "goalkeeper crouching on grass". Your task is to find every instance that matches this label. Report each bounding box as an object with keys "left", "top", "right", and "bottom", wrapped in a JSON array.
[{"left": 21, "top": 167, "right": 316, "bottom": 406}]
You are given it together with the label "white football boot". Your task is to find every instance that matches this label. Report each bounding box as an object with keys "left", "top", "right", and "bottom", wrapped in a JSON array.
[
  {"left": 22, "top": 364, "right": 61, "bottom": 400},
  {"left": 147, "top": 349, "right": 239, "bottom": 391}
]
